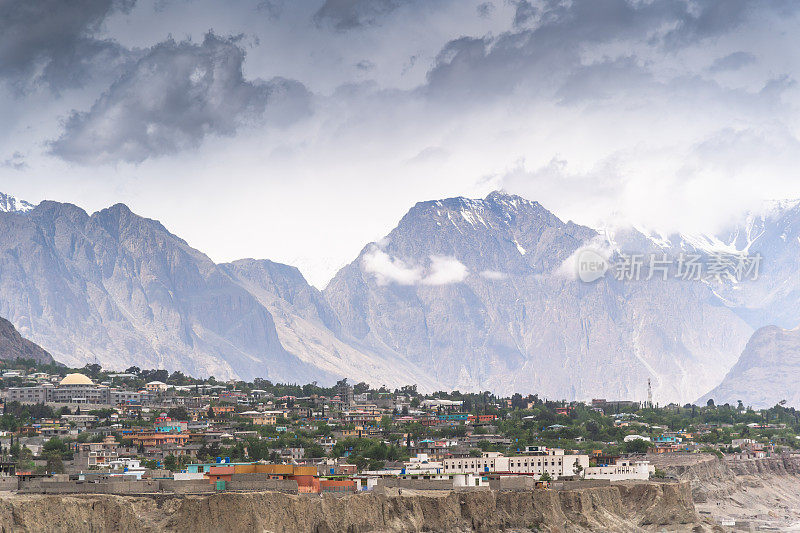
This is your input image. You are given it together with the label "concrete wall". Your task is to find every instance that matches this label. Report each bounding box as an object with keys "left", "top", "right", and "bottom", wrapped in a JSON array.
[
  {"left": 226, "top": 478, "right": 298, "bottom": 493},
  {"left": 230, "top": 473, "right": 272, "bottom": 482},
  {"left": 17, "top": 475, "right": 300, "bottom": 495},
  {"left": 45, "top": 402, "right": 110, "bottom": 410},
  {"left": 19, "top": 479, "right": 161, "bottom": 494},
  {"left": 552, "top": 479, "right": 612, "bottom": 490},
  {"left": 173, "top": 472, "right": 205, "bottom": 481},
  {"left": 377, "top": 478, "right": 453, "bottom": 490},
  {"left": 102, "top": 481, "right": 161, "bottom": 494},
  {"left": 489, "top": 476, "right": 536, "bottom": 491},
  {"left": 160, "top": 479, "right": 215, "bottom": 494}
]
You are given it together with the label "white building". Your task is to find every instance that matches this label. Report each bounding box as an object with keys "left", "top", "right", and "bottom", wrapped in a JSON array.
[
  {"left": 420, "top": 399, "right": 463, "bottom": 409},
  {"left": 442, "top": 449, "right": 589, "bottom": 479},
  {"left": 453, "top": 473, "right": 489, "bottom": 487},
  {"left": 623, "top": 434, "right": 651, "bottom": 442},
  {"left": 583, "top": 459, "right": 652, "bottom": 481},
  {"left": 109, "top": 458, "right": 141, "bottom": 471},
  {"left": 404, "top": 454, "right": 443, "bottom": 475},
  {"left": 145, "top": 381, "right": 168, "bottom": 391}
]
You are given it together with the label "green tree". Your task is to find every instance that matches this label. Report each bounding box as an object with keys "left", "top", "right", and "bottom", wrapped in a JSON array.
[
  {"left": 163, "top": 455, "right": 178, "bottom": 471},
  {"left": 83, "top": 363, "right": 102, "bottom": 378},
  {"left": 43, "top": 437, "right": 68, "bottom": 458},
  {"left": 44, "top": 452, "right": 64, "bottom": 474},
  {"left": 572, "top": 458, "right": 584, "bottom": 478},
  {"left": 304, "top": 444, "right": 325, "bottom": 458},
  {"left": 510, "top": 393, "right": 526, "bottom": 410},
  {"left": 380, "top": 415, "right": 393, "bottom": 437},
  {"left": 622, "top": 438, "right": 651, "bottom": 454},
  {"left": 167, "top": 407, "right": 189, "bottom": 421}
]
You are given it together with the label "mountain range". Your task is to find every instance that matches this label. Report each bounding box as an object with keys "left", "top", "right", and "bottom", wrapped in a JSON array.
[
  {"left": 0, "top": 316, "right": 54, "bottom": 364},
  {"left": 698, "top": 325, "right": 800, "bottom": 408},
  {"left": 0, "top": 190, "right": 796, "bottom": 405}
]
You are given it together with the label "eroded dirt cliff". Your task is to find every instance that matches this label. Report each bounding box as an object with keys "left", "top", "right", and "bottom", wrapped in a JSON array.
[
  {"left": 0, "top": 482, "right": 715, "bottom": 533},
  {"left": 653, "top": 453, "right": 800, "bottom": 529}
]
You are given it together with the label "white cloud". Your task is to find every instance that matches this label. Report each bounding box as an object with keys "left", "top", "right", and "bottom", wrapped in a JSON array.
[
  {"left": 361, "top": 247, "right": 423, "bottom": 285},
  {"left": 362, "top": 248, "right": 468, "bottom": 286},
  {"left": 423, "top": 255, "right": 468, "bottom": 285},
  {"left": 479, "top": 269, "right": 507, "bottom": 280},
  {"left": 555, "top": 235, "right": 614, "bottom": 280}
]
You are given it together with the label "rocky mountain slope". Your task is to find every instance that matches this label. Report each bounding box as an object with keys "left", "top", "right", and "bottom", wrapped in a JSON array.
[
  {"left": 712, "top": 200, "right": 800, "bottom": 329},
  {"left": 697, "top": 325, "right": 800, "bottom": 408},
  {"left": 0, "top": 316, "right": 54, "bottom": 364},
  {"left": 624, "top": 199, "right": 800, "bottom": 331},
  {"left": 222, "top": 259, "right": 437, "bottom": 390},
  {"left": 324, "top": 192, "right": 752, "bottom": 402},
  {"left": 0, "top": 200, "right": 326, "bottom": 383}
]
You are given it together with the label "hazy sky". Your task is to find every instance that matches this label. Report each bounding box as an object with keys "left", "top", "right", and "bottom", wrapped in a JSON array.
[{"left": 2, "top": 0, "right": 800, "bottom": 287}]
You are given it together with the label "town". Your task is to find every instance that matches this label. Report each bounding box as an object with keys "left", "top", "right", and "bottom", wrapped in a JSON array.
[{"left": 0, "top": 359, "right": 795, "bottom": 496}]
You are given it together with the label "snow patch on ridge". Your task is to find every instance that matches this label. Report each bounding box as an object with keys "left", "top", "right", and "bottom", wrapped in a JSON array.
[{"left": 0, "top": 192, "right": 35, "bottom": 213}]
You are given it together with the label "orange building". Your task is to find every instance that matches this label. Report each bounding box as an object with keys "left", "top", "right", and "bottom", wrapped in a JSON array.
[
  {"left": 206, "top": 465, "right": 235, "bottom": 484},
  {"left": 210, "top": 405, "right": 235, "bottom": 416},
  {"left": 130, "top": 432, "right": 190, "bottom": 447},
  {"left": 319, "top": 479, "right": 356, "bottom": 493},
  {"left": 467, "top": 414, "right": 498, "bottom": 424},
  {"left": 204, "top": 463, "right": 321, "bottom": 490}
]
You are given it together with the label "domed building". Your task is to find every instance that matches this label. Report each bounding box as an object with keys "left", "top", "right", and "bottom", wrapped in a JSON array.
[
  {"left": 8, "top": 371, "right": 144, "bottom": 406},
  {"left": 59, "top": 373, "right": 95, "bottom": 386},
  {"left": 48, "top": 373, "right": 107, "bottom": 404}
]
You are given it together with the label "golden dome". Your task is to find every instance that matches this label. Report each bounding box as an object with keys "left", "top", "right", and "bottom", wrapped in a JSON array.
[{"left": 59, "top": 373, "right": 94, "bottom": 386}]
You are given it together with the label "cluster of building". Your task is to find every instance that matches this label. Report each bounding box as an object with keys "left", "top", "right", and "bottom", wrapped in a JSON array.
[
  {"left": 6, "top": 373, "right": 172, "bottom": 406},
  {"left": 0, "top": 371, "right": 666, "bottom": 495}
]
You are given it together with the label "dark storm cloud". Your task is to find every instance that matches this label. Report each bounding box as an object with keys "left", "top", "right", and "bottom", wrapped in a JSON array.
[
  {"left": 424, "top": 0, "right": 800, "bottom": 103},
  {"left": 476, "top": 2, "right": 494, "bottom": 19},
  {"left": 356, "top": 59, "right": 376, "bottom": 71},
  {"left": 257, "top": 0, "right": 287, "bottom": 20},
  {"left": 512, "top": 1, "right": 537, "bottom": 27},
  {"left": 0, "top": 0, "right": 136, "bottom": 91},
  {"left": 313, "top": 0, "right": 405, "bottom": 30},
  {"left": 50, "top": 33, "right": 311, "bottom": 164}
]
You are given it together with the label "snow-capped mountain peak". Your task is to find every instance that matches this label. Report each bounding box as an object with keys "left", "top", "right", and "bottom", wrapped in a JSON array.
[{"left": 0, "top": 192, "right": 35, "bottom": 213}]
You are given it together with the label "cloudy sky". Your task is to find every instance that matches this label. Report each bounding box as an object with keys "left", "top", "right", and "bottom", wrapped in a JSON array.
[{"left": 2, "top": 0, "right": 800, "bottom": 287}]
